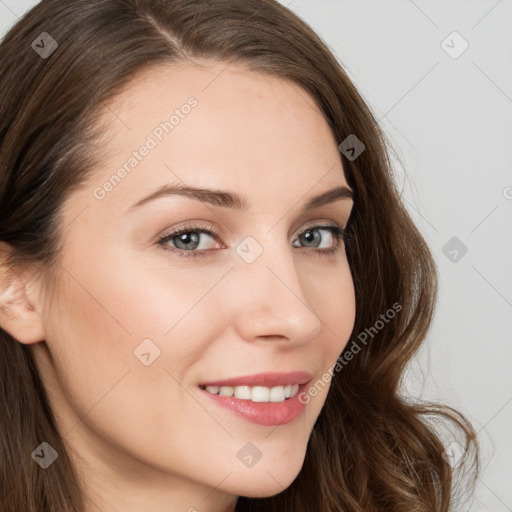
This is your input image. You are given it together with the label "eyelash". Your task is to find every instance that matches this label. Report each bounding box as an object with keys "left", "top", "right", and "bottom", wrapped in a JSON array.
[{"left": 156, "top": 222, "right": 350, "bottom": 260}]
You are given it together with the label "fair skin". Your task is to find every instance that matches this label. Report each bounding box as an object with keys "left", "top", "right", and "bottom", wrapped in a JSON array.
[{"left": 0, "top": 60, "right": 355, "bottom": 511}]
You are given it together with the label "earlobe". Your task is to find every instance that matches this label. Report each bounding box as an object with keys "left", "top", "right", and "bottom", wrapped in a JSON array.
[{"left": 0, "top": 271, "right": 46, "bottom": 344}]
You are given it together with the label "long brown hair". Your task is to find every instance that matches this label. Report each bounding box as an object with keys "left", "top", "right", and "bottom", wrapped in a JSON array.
[{"left": 0, "top": 1, "right": 478, "bottom": 510}]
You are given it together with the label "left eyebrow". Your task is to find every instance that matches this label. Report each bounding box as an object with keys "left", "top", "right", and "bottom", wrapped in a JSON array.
[{"left": 125, "top": 182, "right": 354, "bottom": 214}]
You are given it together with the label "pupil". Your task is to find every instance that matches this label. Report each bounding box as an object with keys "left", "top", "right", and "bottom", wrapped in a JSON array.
[
  {"left": 302, "top": 229, "right": 319, "bottom": 247},
  {"left": 177, "top": 232, "right": 199, "bottom": 249}
]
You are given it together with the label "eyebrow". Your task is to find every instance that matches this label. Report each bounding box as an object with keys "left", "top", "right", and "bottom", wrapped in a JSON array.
[{"left": 126, "top": 182, "right": 354, "bottom": 214}]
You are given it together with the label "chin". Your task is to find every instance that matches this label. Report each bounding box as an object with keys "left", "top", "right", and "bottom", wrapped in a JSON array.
[
  {"left": 231, "top": 478, "right": 295, "bottom": 499},
  {"left": 226, "top": 459, "right": 304, "bottom": 498}
]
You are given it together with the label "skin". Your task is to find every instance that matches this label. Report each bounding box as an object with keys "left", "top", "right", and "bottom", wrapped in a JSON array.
[{"left": 0, "top": 60, "right": 356, "bottom": 511}]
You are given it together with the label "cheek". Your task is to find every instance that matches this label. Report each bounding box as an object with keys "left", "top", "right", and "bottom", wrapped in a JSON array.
[
  {"left": 47, "top": 244, "right": 222, "bottom": 401},
  {"left": 44, "top": 259, "right": 208, "bottom": 468},
  {"left": 338, "top": 273, "right": 356, "bottom": 352},
  {"left": 306, "top": 259, "right": 356, "bottom": 353},
  {"left": 305, "top": 263, "right": 356, "bottom": 402}
]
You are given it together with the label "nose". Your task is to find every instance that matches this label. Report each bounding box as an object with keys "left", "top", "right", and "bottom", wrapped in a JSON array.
[{"left": 229, "top": 236, "right": 323, "bottom": 346}]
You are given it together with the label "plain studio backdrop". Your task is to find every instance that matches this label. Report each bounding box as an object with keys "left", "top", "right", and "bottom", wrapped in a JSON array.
[{"left": 1, "top": 1, "right": 511, "bottom": 510}]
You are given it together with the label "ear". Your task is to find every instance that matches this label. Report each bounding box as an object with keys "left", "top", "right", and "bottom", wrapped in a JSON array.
[{"left": 0, "top": 247, "right": 45, "bottom": 344}]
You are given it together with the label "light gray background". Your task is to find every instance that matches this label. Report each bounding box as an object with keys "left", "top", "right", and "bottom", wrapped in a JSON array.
[{"left": 1, "top": 1, "right": 511, "bottom": 510}]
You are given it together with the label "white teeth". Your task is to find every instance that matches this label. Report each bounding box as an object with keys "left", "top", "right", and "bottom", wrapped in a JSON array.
[
  {"left": 269, "top": 386, "right": 285, "bottom": 402},
  {"left": 202, "top": 383, "right": 300, "bottom": 403},
  {"left": 219, "top": 386, "right": 234, "bottom": 397},
  {"left": 251, "top": 386, "right": 269, "bottom": 402},
  {"left": 234, "top": 385, "right": 252, "bottom": 400}
]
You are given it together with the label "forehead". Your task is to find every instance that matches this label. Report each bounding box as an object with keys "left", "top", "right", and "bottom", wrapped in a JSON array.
[
  {"left": 82, "top": 60, "right": 349, "bottom": 215},
  {"left": 103, "top": 59, "right": 337, "bottom": 152}
]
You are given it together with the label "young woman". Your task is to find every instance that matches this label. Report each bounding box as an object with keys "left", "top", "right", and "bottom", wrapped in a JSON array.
[{"left": 0, "top": 1, "right": 478, "bottom": 510}]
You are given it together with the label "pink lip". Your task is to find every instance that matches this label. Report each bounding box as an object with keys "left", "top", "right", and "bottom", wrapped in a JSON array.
[
  {"left": 198, "top": 371, "right": 313, "bottom": 388},
  {"left": 199, "top": 381, "right": 311, "bottom": 426}
]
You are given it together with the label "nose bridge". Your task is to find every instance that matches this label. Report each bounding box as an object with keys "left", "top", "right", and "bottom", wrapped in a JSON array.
[
  {"left": 230, "top": 230, "right": 322, "bottom": 343},
  {"left": 236, "top": 229, "right": 298, "bottom": 293}
]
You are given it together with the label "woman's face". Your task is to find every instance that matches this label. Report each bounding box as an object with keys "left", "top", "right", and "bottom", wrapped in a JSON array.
[{"left": 31, "top": 61, "right": 356, "bottom": 509}]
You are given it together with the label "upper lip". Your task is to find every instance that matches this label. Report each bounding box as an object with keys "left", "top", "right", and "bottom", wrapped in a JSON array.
[{"left": 199, "top": 371, "right": 313, "bottom": 388}]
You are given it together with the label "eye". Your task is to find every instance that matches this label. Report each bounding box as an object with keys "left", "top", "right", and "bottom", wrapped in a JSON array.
[
  {"left": 292, "top": 224, "right": 345, "bottom": 252},
  {"left": 156, "top": 222, "right": 348, "bottom": 259},
  {"left": 157, "top": 222, "right": 223, "bottom": 258}
]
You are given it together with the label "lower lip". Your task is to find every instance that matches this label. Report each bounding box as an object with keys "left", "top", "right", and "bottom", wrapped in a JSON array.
[{"left": 199, "top": 383, "right": 310, "bottom": 426}]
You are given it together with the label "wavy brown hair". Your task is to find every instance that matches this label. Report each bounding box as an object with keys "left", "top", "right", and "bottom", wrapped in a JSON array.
[{"left": 0, "top": 0, "right": 478, "bottom": 510}]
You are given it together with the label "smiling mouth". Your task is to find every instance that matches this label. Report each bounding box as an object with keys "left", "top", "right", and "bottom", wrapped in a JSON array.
[
  {"left": 197, "top": 381, "right": 310, "bottom": 426},
  {"left": 198, "top": 383, "right": 300, "bottom": 403}
]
